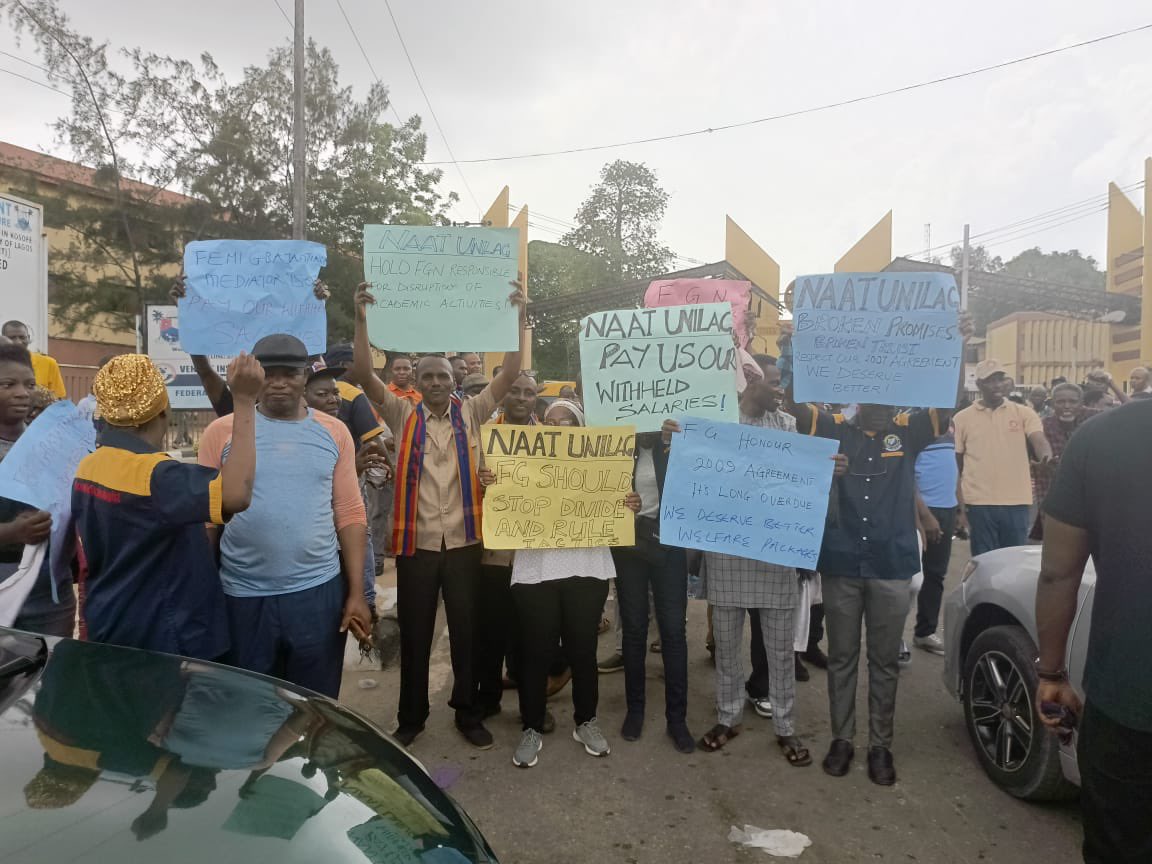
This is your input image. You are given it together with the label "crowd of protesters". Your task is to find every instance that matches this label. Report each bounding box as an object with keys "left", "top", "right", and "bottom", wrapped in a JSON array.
[{"left": 0, "top": 281, "right": 1148, "bottom": 862}]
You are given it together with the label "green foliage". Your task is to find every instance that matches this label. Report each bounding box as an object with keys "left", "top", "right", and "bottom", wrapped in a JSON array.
[
  {"left": 562, "top": 160, "right": 673, "bottom": 281},
  {"left": 1, "top": 0, "right": 455, "bottom": 341},
  {"left": 527, "top": 240, "right": 611, "bottom": 380}
]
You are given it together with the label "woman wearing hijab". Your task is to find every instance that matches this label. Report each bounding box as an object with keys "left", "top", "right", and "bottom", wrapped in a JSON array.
[{"left": 480, "top": 399, "right": 641, "bottom": 768}]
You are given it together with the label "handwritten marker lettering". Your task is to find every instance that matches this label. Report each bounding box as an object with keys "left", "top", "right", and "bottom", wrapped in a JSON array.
[
  {"left": 579, "top": 303, "right": 739, "bottom": 433},
  {"left": 660, "top": 418, "right": 838, "bottom": 568},
  {"left": 362, "top": 225, "right": 520, "bottom": 352},
  {"left": 481, "top": 424, "right": 636, "bottom": 551},
  {"left": 179, "top": 240, "right": 328, "bottom": 355},
  {"left": 791, "top": 271, "right": 962, "bottom": 408}
]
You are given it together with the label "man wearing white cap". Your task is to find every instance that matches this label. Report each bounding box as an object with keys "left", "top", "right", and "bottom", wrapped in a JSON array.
[{"left": 952, "top": 359, "right": 1052, "bottom": 556}]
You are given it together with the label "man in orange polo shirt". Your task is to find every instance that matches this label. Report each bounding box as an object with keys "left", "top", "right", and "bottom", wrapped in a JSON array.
[
  {"left": 386, "top": 353, "right": 421, "bottom": 404},
  {"left": 953, "top": 359, "right": 1052, "bottom": 556}
]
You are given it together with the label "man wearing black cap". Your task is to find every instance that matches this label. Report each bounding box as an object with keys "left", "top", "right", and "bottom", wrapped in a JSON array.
[{"left": 199, "top": 334, "right": 371, "bottom": 698}]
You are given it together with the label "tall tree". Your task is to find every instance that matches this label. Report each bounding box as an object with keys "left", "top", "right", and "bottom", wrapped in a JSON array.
[
  {"left": 562, "top": 160, "right": 673, "bottom": 280},
  {"left": 1, "top": 0, "right": 455, "bottom": 339},
  {"left": 949, "top": 244, "right": 1004, "bottom": 274},
  {"left": 526, "top": 240, "right": 612, "bottom": 379}
]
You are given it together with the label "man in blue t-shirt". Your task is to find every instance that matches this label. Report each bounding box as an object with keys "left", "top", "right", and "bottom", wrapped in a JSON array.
[{"left": 912, "top": 409, "right": 956, "bottom": 655}]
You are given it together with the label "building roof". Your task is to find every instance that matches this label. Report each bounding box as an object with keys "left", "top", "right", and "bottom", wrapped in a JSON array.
[{"left": 0, "top": 140, "right": 198, "bottom": 208}]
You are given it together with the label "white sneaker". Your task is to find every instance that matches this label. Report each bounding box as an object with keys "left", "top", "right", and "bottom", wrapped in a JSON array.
[
  {"left": 748, "top": 695, "right": 773, "bottom": 719},
  {"left": 512, "top": 728, "right": 543, "bottom": 768},
  {"left": 573, "top": 718, "right": 611, "bottom": 756},
  {"left": 913, "top": 633, "right": 946, "bottom": 656}
]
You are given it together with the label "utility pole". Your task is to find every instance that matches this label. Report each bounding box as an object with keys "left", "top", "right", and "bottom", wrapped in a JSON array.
[{"left": 292, "top": 0, "right": 306, "bottom": 240}]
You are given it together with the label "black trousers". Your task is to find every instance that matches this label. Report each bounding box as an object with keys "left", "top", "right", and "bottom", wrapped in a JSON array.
[
  {"left": 476, "top": 563, "right": 519, "bottom": 711},
  {"left": 614, "top": 543, "right": 689, "bottom": 724},
  {"left": 513, "top": 577, "right": 609, "bottom": 732},
  {"left": 1079, "top": 701, "right": 1152, "bottom": 863},
  {"left": 915, "top": 506, "right": 956, "bottom": 638},
  {"left": 395, "top": 544, "right": 484, "bottom": 732}
]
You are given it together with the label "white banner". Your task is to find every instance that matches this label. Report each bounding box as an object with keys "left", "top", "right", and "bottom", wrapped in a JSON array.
[{"left": 0, "top": 194, "right": 47, "bottom": 351}]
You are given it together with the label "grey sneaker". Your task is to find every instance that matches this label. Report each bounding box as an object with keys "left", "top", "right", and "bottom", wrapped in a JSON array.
[
  {"left": 914, "top": 633, "right": 946, "bottom": 656},
  {"left": 898, "top": 640, "right": 912, "bottom": 668},
  {"left": 597, "top": 653, "right": 624, "bottom": 673},
  {"left": 573, "top": 718, "right": 611, "bottom": 756},
  {"left": 748, "top": 694, "right": 773, "bottom": 719},
  {"left": 512, "top": 729, "right": 543, "bottom": 768}
]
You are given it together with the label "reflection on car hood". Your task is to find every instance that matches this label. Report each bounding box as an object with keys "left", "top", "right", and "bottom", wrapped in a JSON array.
[{"left": 0, "top": 629, "right": 496, "bottom": 864}]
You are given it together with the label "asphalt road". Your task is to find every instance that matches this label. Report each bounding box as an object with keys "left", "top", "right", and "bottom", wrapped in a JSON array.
[{"left": 340, "top": 545, "right": 1084, "bottom": 864}]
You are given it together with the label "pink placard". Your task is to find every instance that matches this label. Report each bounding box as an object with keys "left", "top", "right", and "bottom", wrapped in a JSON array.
[{"left": 644, "top": 279, "right": 753, "bottom": 346}]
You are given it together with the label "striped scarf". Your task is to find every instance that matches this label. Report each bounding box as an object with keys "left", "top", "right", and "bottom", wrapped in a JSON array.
[{"left": 392, "top": 395, "right": 482, "bottom": 557}]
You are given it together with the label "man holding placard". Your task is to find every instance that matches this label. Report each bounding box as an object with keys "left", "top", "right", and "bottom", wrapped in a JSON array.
[
  {"left": 352, "top": 279, "right": 528, "bottom": 750},
  {"left": 783, "top": 310, "right": 973, "bottom": 786}
]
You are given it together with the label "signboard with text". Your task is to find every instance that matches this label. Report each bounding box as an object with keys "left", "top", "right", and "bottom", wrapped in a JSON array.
[
  {"left": 579, "top": 303, "right": 739, "bottom": 432},
  {"left": 661, "top": 417, "right": 837, "bottom": 567},
  {"left": 481, "top": 424, "right": 636, "bottom": 550},
  {"left": 791, "top": 271, "right": 962, "bottom": 408},
  {"left": 362, "top": 225, "right": 520, "bottom": 352},
  {"left": 145, "top": 304, "right": 229, "bottom": 410},
  {"left": 0, "top": 193, "right": 47, "bottom": 351}
]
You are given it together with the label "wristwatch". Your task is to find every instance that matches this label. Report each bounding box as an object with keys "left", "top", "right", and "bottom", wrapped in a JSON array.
[{"left": 1034, "top": 659, "right": 1068, "bottom": 682}]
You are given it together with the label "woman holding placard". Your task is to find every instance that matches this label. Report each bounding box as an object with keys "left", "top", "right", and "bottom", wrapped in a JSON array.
[{"left": 479, "top": 399, "right": 642, "bottom": 769}]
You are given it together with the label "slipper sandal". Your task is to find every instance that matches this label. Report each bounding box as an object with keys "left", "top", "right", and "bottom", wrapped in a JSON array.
[
  {"left": 777, "top": 735, "right": 812, "bottom": 767},
  {"left": 699, "top": 723, "right": 741, "bottom": 752}
]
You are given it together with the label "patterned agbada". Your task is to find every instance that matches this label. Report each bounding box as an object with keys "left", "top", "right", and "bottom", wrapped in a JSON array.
[{"left": 393, "top": 394, "right": 482, "bottom": 557}]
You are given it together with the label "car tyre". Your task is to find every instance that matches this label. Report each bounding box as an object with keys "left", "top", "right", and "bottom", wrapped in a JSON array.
[{"left": 961, "top": 624, "right": 1078, "bottom": 802}]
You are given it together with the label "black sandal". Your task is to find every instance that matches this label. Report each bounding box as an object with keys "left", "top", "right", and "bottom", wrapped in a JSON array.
[
  {"left": 777, "top": 735, "right": 812, "bottom": 767},
  {"left": 699, "top": 723, "right": 741, "bottom": 752}
]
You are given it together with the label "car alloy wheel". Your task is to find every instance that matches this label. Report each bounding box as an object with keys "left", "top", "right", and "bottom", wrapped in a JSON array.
[{"left": 968, "top": 648, "right": 1034, "bottom": 772}]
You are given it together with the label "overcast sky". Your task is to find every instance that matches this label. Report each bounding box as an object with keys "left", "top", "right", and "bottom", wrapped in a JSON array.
[{"left": 3, "top": 0, "right": 1151, "bottom": 281}]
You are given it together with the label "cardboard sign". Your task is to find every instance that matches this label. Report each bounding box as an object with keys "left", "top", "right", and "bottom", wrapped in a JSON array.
[
  {"left": 362, "top": 225, "right": 520, "bottom": 352},
  {"left": 660, "top": 417, "right": 837, "bottom": 567},
  {"left": 481, "top": 424, "right": 636, "bottom": 549},
  {"left": 791, "top": 271, "right": 961, "bottom": 408},
  {"left": 579, "top": 303, "right": 738, "bottom": 432},
  {"left": 179, "top": 240, "right": 328, "bottom": 355}
]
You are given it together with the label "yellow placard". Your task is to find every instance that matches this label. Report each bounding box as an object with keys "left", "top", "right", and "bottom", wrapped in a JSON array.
[{"left": 481, "top": 424, "right": 636, "bottom": 549}]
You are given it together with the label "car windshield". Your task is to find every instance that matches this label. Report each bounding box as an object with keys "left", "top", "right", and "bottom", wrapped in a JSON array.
[{"left": 0, "top": 632, "right": 494, "bottom": 864}]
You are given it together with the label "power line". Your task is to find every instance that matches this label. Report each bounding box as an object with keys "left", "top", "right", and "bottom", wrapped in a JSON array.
[
  {"left": 380, "top": 0, "right": 481, "bottom": 214},
  {"left": 421, "top": 22, "right": 1152, "bottom": 165},
  {"left": 905, "top": 180, "right": 1146, "bottom": 258},
  {"left": 0, "top": 64, "right": 69, "bottom": 96},
  {"left": 272, "top": 0, "right": 292, "bottom": 29},
  {"left": 980, "top": 205, "right": 1109, "bottom": 252},
  {"left": 332, "top": 0, "right": 407, "bottom": 125},
  {"left": 0, "top": 48, "right": 48, "bottom": 72}
]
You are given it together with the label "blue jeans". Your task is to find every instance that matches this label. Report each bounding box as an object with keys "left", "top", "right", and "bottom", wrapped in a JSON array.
[
  {"left": 612, "top": 535, "right": 689, "bottom": 725},
  {"left": 967, "top": 504, "right": 1031, "bottom": 557}
]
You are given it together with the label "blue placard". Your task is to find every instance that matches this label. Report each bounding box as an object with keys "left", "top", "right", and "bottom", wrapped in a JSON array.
[
  {"left": 179, "top": 240, "right": 328, "bottom": 355},
  {"left": 791, "top": 271, "right": 961, "bottom": 408},
  {"left": 0, "top": 400, "right": 96, "bottom": 591},
  {"left": 660, "top": 417, "right": 838, "bottom": 568}
]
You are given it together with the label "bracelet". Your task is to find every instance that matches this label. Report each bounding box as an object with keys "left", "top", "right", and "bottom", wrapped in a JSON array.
[{"left": 1035, "top": 662, "right": 1068, "bottom": 682}]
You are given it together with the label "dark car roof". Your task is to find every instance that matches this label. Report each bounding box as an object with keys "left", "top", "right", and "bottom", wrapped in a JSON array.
[{"left": 0, "top": 628, "right": 496, "bottom": 863}]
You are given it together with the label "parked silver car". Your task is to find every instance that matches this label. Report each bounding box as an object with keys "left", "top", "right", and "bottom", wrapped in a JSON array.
[{"left": 943, "top": 546, "right": 1092, "bottom": 801}]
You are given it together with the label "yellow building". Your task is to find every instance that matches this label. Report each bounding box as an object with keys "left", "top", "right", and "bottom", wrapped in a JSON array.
[
  {"left": 0, "top": 141, "right": 194, "bottom": 397},
  {"left": 1104, "top": 162, "right": 1150, "bottom": 383},
  {"left": 985, "top": 312, "right": 1109, "bottom": 387}
]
